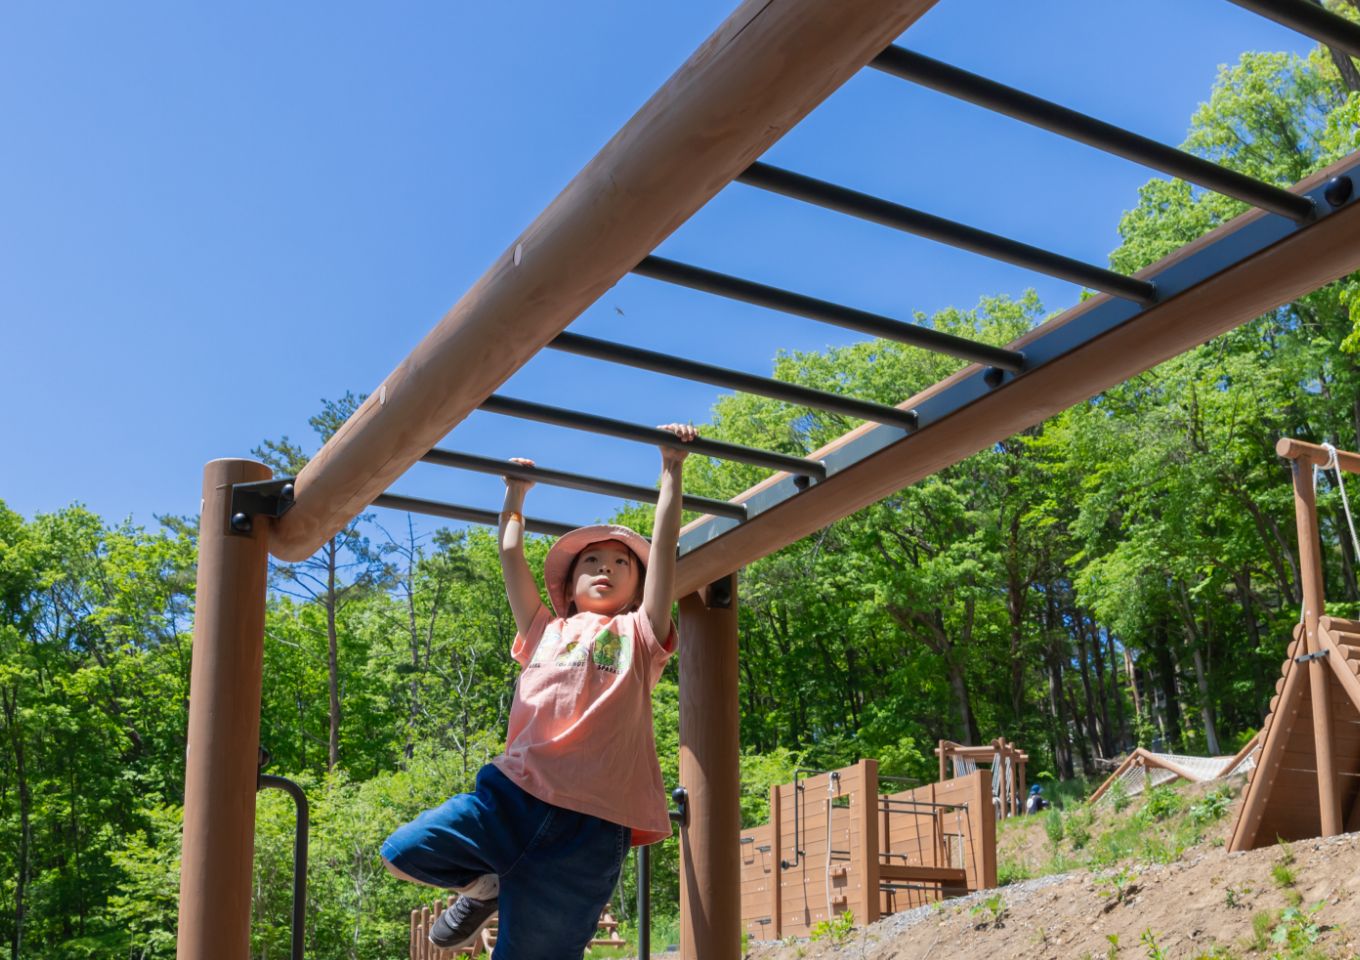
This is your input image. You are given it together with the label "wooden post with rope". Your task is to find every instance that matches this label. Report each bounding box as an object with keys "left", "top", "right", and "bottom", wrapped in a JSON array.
[{"left": 1230, "top": 438, "right": 1360, "bottom": 850}]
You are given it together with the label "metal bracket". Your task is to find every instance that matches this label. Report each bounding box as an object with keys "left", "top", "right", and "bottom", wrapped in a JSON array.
[
  {"left": 230, "top": 477, "right": 297, "bottom": 534},
  {"left": 669, "top": 786, "right": 689, "bottom": 827},
  {"left": 707, "top": 574, "right": 734, "bottom": 609},
  {"left": 1295, "top": 649, "right": 1330, "bottom": 664}
]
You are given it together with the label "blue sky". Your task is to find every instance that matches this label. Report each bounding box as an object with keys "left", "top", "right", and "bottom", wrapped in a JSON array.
[{"left": 0, "top": 1, "right": 1319, "bottom": 539}]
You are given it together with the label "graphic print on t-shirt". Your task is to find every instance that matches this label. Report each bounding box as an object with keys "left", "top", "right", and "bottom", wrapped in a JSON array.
[
  {"left": 526, "top": 622, "right": 632, "bottom": 673},
  {"left": 591, "top": 628, "right": 632, "bottom": 674}
]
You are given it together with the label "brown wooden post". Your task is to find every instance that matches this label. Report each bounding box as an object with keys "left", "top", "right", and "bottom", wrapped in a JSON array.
[
  {"left": 769, "top": 784, "right": 782, "bottom": 940},
  {"left": 937, "top": 739, "right": 947, "bottom": 783},
  {"left": 1017, "top": 758, "right": 1027, "bottom": 817},
  {"left": 679, "top": 575, "right": 741, "bottom": 960},
  {"left": 176, "top": 459, "right": 271, "bottom": 960},
  {"left": 1289, "top": 457, "right": 1343, "bottom": 835},
  {"left": 857, "top": 759, "right": 881, "bottom": 924}
]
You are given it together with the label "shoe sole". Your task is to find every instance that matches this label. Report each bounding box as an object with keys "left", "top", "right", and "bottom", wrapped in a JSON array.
[{"left": 429, "top": 911, "right": 496, "bottom": 952}]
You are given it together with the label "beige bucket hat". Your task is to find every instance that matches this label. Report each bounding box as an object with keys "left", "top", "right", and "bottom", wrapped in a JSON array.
[{"left": 543, "top": 523, "right": 652, "bottom": 617}]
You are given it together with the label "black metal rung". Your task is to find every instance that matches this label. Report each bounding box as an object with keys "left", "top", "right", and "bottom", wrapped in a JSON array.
[
  {"left": 869, "top": 46, "right": 1314, "bottom": 223},
  {"left": 550, "top": 331, "right": 919, "bottom": 429},
  {"left": 421, "top": 448, "right": 749, "bottom": 520},
  {"left": 372, "top": 493, "right": 578, "bottom": 537},
  {"left": 633, "top": 256, "right": 1025, "bottom": 372},
  {"left": 1295, "top": 648, "right": 1330, "bottom": 663},
  {"left": 1228, "top": 0, "right": 1360, "bottom": 60},
  {"left": 480, "top": 394, "right": 827, "bottom": 479},
  {"left": 737, "top": 162, "right": 1158, "bottom": 304}
]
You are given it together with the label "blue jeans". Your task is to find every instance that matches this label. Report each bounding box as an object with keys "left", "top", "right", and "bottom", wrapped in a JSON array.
[{"left": 381, "top": 764, "right": 631, "bottom": 959}]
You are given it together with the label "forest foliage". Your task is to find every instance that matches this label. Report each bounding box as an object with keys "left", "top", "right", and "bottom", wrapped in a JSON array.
[{"left": 4, "top": 37, "right": 1360, "bottom": 960}]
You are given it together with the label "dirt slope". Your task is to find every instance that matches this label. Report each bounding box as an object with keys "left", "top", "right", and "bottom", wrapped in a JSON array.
[{"left": 739, "top": 783, "right": 1360, "bottom": 960}]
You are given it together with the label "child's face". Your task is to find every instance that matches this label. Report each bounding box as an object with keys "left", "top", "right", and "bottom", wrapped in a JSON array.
[{"left": 569, "top": 540, "right": 641, "bottom": 616}]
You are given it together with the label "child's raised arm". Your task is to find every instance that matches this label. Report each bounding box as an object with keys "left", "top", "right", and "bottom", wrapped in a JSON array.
[
  {"left": 643, "top": 424, "right": 696, "bottom": 639},
  {"left": 500, "top": 458, "right": 549, "bottom": 635}
]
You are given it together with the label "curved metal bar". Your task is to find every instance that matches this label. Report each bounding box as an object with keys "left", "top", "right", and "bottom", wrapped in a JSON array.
[
  {"left": 870, "top": 46, "right": 1315, "bottom": 223},
  {"left": 1227, "top": 0, "right": 1360, "bottom": 59},
  {"left": 737, "top": 161, "right": 1158, "bottom": 303},
  {"left": 479, "top": 394, "right": 829, "bottom": 479},
  {"left": 422, "top": 448, "right": 749, "bottom": 520},
  {"left": 373, "top": 493, "right": 579, "bottom": 537},
  {"left": 633, "top": 256, "right": 1025, "bottom": 372},
  {"left": 257, "top": 774, "right": 308, "bottom": 960},
  {"left": 550, "top": 331, "right": 919, "bottom": 428}
]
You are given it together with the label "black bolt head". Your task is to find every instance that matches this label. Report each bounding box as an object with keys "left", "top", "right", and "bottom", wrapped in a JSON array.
[
  {"left": 1325, "top": 176, "right": 1353, "bottom": 208},
  {"left": 671, "top": 786, "right": 687, "bottom": 806},
  {"left": 984, "top": 367, "right": 1006, "bottom": 388},
  {"left": 230, "top": 512, "right": 252, "bottom": 533},
  {"left": 793, "top": 474, "right": 811, "bottom": 490},
  {"left": 281, "top": 483, "right": 295, "bottom": 501}
]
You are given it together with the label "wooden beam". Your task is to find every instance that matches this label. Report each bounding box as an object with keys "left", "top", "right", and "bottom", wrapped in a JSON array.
[
  {"left": 1277, "top": 437, "right": 1360, "bottom": 474},
  {"left": 679, "top": 578, "right": 742, "bottom": 960},
  {"left": 177, "top": 459, "right": 271, "bottom": 960},
  {"left": 1230, "top": 629, "right": 1311, "bottom": 852},
  {"left": 857, "top": 758, "right": 881, "bottom": 924},
  {"left": 268, "top": 0, "right": 944, "bottom": 561},
  {"left": 878, "top": 864, "right": 967, "bottom": 884},
  {"left": 674, "top": 154, "right": 1360, "bottom": 596}
]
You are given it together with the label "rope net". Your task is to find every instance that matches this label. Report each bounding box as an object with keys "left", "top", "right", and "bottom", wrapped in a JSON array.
[{"left": 1099, "top": 745, "right": 1259, "bottom": 804}]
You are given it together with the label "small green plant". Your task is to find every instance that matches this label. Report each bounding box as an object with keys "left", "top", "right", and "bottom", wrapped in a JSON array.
[
  {"left": 1276, "top": 838, "right": 1296, "bottom": 866},
  {"left": 1139, "top": 785, "right": 1184, "bottom": 822},
  {"left": 1223, "top": 883, "right": 1249, "bottom": 908},
  {"left": 1271, "top": 862, "right": 1296, "bottom": 889},
  {"left": 969, "top": 893, "right": 1008, "bottom": 929},
  {"left": 1189, "top": 785, "right": 1233, "bottom": 825},
  {"left": 1106, "top": 932, "right": 1121, "bottom": 958},
  {"left": 1110, "top": 779, "right": 1132, "bottom": 813},
  {"left": 1270, "top": 902, "right": 1324, "bottom": 953},
  {"left": 1139, "top": 928, "right": 1168, "bottom": 960},
  {"left": 1250, "top": 910, "right": 1275, "bottom": 952},
  {"left": 1044, "top": 807, "right": 1065, "bottom": 847},
  {"left": 1095, "top": 866, "right": 1139, "bottom": 907},
  {"left": 1067, "top": 805, "right": 1094, "bottom": 850},
  {"left": 808, "top": 910, "right": 855, "bottom": 947}
]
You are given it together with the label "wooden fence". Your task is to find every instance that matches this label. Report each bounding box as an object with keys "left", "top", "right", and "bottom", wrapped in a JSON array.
[
  {"left": 739, "top": 759, "right": 996, "bottom": 941},
  {"left": 408, "top": 901, "right": 625, "bottom": 958}
]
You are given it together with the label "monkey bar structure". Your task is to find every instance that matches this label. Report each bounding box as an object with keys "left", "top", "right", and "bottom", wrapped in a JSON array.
[
  {"left": 935, "top": 739, "right": 1029, "bottom": 818},
  {"left": 1229, "top": 439, "right": 1360, "bottom": 851},
  {"left": 178, "top": 0, "right": 1360, "bottom": 956},
  {"left": 737, "top": 761, "right": 996, "bottom": 942}
]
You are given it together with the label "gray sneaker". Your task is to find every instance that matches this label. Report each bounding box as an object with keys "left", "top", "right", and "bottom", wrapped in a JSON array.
[{"left": 429, "top": 896, "right": 498, "bottom": 950}]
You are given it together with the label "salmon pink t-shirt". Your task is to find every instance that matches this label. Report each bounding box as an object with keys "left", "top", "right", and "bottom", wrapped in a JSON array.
[{"left": 491, "top": 606, "right": 678, "bottom": 845}]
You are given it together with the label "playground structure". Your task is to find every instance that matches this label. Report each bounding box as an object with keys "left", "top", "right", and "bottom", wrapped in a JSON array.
[
  {"left": 173, "top": 0, "right": 1360, "bottom": 956},
  {"left": 1089, "top": 736, "right": 1260, "bottom": 805},
  {"left": 738, "top": 760, "right": 996, "bottom": 941},
  {"left": 407, "top": 902, "right": 625, "bottom": 959},
  {"left": 1228, "top": 439, "right": 1360, "bottom": 850},
  {"left": 936, "top": 738, "right": 1028, "bottom": 818}
]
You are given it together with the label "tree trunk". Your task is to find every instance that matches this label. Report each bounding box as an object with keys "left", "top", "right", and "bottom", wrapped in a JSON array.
[
  {"left": 1089, "top": 622, "right": 1116, "bottom": 757},
  {"left": 1072, "top": 615, "right": 1104, "bottom": 760},
  {"left": 3, "top": 688, "right": 29, "bottom": 960},
  {"left": 1107, "top": 632, "right": 1130, "bottom": 749},
  {"left": 1174, "top": 580, "right": 1220, "bottom": 754},
  {"left": 1152, "top": 620, "right": 1184, "bottom": 748},
  {"left": 327, "top": 538, "right": 341, "bottom": 771}
]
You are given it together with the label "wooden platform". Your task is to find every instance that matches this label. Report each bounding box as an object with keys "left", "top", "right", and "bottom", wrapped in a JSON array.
[{"left": 1229, "top": 618, "right": 1360, "bottom": 850}]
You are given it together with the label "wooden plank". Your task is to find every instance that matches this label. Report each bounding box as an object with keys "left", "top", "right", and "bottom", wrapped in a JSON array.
[
  {"left": 879, "top": 864, "right": 967, "bottom": 884},
  {"left": 673, "top": 154, "right": 1360, "bottom": 596},
  {"left": 769, "top": 784, "right": 781, "bottom": 939},
  {"left": 1231, "top": 637, "right": 1311, "bottom": 852},
  {"left": 857, "top": 759, "right": 880, "bottom": 923}
]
